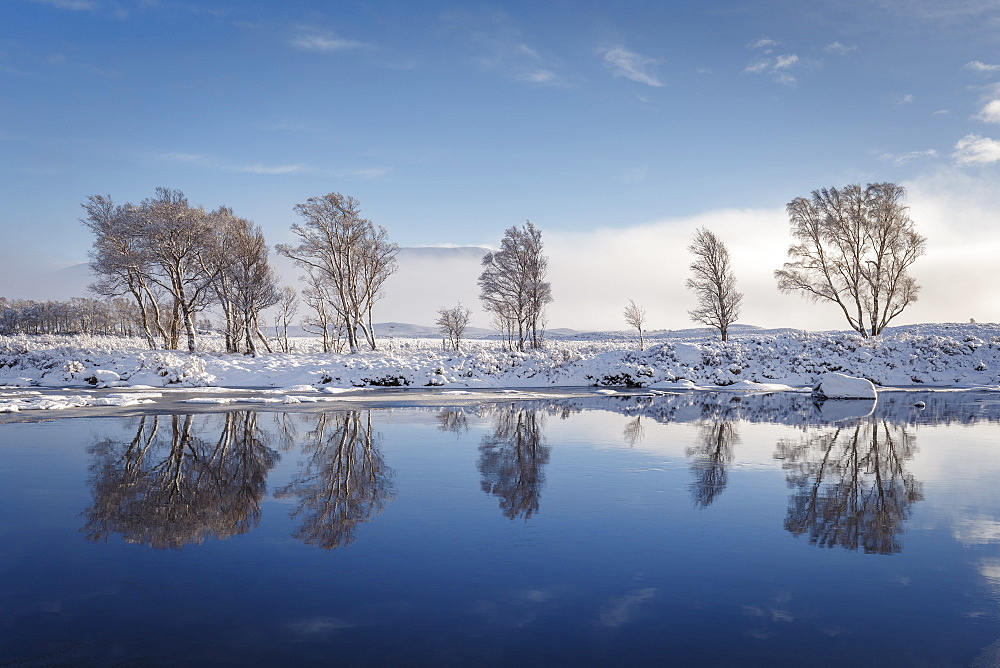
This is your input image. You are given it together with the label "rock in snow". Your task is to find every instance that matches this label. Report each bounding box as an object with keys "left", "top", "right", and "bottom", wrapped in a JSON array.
[{"left": 812, "top": 372, "right": 877, "bottom": 400}]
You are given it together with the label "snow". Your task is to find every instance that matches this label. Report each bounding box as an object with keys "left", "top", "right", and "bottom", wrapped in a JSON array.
[
  {"left": 672, "top": 342, "right": 703, "bottom": 366},
  {"left": 89, "top": 369, "right": 121, "bottom": 386},
  {"left": 0, "top": 324, "right": 998, "bottom": 416},
  {"left": 812, "top": 372, "right": 878, "bottom": 400}
]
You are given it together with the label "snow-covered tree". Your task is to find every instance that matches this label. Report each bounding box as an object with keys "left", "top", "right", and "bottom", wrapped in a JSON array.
[
  {"left": 686, "top": 227, "right": 742, "bottom": 342},
  {"left": 135, "top": 188, "right": 221, "bottom": 352},
  {"left": 83, "top": 188, "right": 279, "bottom": 352},
  {"left": 274, "top": 286, "right": 299, "bottom": 353},
  {"left": 478, "top": 220, "right": 552, "bottom": 351},
  {"left": 82, "top": 194, "right": 170, "bottom": 348},
  {"left": 213, "top": 210, "right": 280, "bottom": 356},
  {"left": 623, "top": 299, "right": 647, "bottom": 350},
  {"left": 436, "top": 302, "right": 472, "bottom": 352},
  {"left": 775, "top": 182, "right": 926, "bottom": 338},
  {"left": 276, "top": 193, "right": 398, "bottom": 353}
]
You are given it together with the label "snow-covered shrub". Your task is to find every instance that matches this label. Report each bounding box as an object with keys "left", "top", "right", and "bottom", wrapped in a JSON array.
[
  {"left": 63, "top": 360, "right": 85, "bottom": 379},
  {"left": 141, "top": 352, "right": 217, "bottom": 386}
]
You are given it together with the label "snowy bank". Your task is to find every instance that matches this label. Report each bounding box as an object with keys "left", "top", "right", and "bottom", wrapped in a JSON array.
[{"left": 0, "top": 323, "right": 998, "bottom": 396}]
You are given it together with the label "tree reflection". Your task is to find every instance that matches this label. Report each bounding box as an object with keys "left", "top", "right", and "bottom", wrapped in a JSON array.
[
  {"left": 478, "top": 406, "right": 550, "bottom": 520},
  {"left": 623, "top": 416, "right": 644, "bottom": 447},
  {"left": 775, "top": 419, "right": 923, "bottom": 554},
  {"left": 275, "top": 411, "right": 395, "bottom": 549},
  {"left": 437, "top": 409, "right": 470, "bottom": 436},
  {"left": 84, "top": 412, "right": 279, "bottom": 549},
  {"left": 687, "top": 421, "right": 739, "bottom": 508}
]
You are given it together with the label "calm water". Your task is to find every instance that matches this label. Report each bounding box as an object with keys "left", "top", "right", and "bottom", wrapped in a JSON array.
[{"left": 2, "top": 391, "right": 1000, "bottom": 666}]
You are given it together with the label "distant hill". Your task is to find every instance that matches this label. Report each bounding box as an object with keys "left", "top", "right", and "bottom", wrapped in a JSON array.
[
  {"left": 4, "top": 262, "right": 93, "bottom": 301},
  {"left": 373, "top": 322, "right": 496, "bottom": 339}
]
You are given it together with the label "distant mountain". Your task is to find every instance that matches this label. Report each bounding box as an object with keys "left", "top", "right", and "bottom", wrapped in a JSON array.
[
  {"left": 373, "top": 322, "right": 497, "bottom": 338},
  {"left": 3, "top": 262, "right": 93, "bottom": 301}
]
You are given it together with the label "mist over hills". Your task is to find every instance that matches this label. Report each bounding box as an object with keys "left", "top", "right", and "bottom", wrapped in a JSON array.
[{"left": 11, "top": 246, "right": 493, "bottom": 329}]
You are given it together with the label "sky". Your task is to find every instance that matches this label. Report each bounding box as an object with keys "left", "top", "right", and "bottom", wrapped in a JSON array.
[{"left": 2, "top": 0, "right": 1000, "bottom": 331}]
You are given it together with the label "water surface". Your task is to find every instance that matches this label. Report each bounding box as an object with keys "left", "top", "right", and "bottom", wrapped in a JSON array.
[{"left": 2, "top": 390, "right": 1000, "bottom": 666}]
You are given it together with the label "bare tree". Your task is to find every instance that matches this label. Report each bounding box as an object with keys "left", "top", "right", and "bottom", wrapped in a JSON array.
[
  {"left": 775, "top": 182, "right": 926, "bottom": 338},
  {"left": 135, "top": 188, "right": 223, "bottom": 352},
  {"left": 686, "top": 227, "right": 742, "bottom": 342},
  {"left": 214, "top": 210, "right": 280, "bottom": 356},
  {"left": 478, "top": 220, "right": 552, "bottom": 351},
  {"left": 299, "top": 267, "right": 348, "bottom": 353},
  {"left": 82, "top": 195, "right": 171, "bottom": 348},
  {"left": 274, "top": 286, "right": 299, "bottom": 353},
  {"left": 623, "top": 299, "right": 647, "bottom": 350},
  {"left": 276, "top": 193, "right": 398, "bottom": 353},
  {"left": 436, "top": 302, "right": 472, "bottom": 352}
]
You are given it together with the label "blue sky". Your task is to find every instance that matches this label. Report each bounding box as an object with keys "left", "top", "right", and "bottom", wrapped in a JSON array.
[{"left": 3, "top": 0, "right": 1000, "bottom": 330}]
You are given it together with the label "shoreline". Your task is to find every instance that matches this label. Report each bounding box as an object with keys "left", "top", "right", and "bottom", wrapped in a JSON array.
[{"left": 1, "top": 383, "right": 998, "bottom": 423}]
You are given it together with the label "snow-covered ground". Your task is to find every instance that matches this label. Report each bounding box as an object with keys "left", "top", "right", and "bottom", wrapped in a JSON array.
[{"left": 0, "top": 323, "right": 998, "bottom": 414}]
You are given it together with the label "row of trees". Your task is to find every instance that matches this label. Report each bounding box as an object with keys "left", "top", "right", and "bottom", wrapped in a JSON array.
[
  {"left": 76, "top": 181, "right": 923, "bottom": 355},
  {"left": 624, "top": 181, "right": 926, "bottom": 344},
  {"left": 0, "top": 296, "right": 141, "bottom": 336}
]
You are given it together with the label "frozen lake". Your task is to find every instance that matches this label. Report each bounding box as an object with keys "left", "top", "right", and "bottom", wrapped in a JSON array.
[{"left": 2, "top": 390, "right": 1000, "bottom": 665}]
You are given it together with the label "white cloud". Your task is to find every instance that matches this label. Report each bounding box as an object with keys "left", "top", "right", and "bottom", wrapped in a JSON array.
[
  {"left": 237, "top": 163, "right": 306, "bottom": 175},
  {"left": 824, "top": 41, "right": 856, "bottom": 55},
  {"left": 976, "top": 99, "right": 1000, "bottom": 123},
  {"left": 953, "top": 133, "right": 1000, "bottom": 164},
  {"left": 896, "top": 93, "right": 915, "bottom": 104},
  {"left": 749, "top": 38, "right": 778, "bottom": 50},
  {"left": 161, "top": 151, "right": 207, "bottom": 164},
  {"left": 290, "top": 33, "right": 367, "bottom": 52},
  {"left": 965, "top": 60, "right": 1000, "bottom": 73},
  {"left": 600, "top": 46, "right": 663, "bottom": 87},
  {"left": 344, "top": 167, "right": 390, "bottom": 179},
  {"left": 900, "top": 167, "right": 1000, "bottom": 324},
  {"left": 533, "top": 168, "right": 1000, "bottom": 331},
  {"left": 878, "top": 149, "right": 939, "bottom": 165},
  {"left": 744, "top": 53, "right": 800, "bottom": 85},
  {"left": 29, "top": 0, "right": 95, "bottom": 9},
  {"left": 515, "top": 69, "right": 557, "bottom": 84},
  {"left": 512, "top": 43, "right": 540, "bottom": 59},
  {"left": 774, "top": 54, "right": 798, "bottom": 70},
  {"left": 932, "top": 109, "right": 950, "bottom": 115},
  {"left": 544, "top": 207, "right": 802, "bottom": 331},
  {"left": 158, "top": 151, "right": 308, "bottom": 175},
  {"left": 475, "top": 37, "right": 565, "bottom": 87}
]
